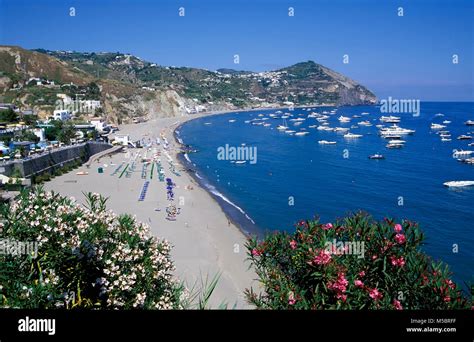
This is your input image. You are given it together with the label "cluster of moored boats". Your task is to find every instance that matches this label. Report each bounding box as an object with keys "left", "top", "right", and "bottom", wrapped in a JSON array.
[{"left": 236, "top": 109, "right": 474, "bottom": 186}]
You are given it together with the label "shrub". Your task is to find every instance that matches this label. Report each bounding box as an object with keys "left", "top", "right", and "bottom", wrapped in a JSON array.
[
  {"left": 0, "top": 187, "right": 187, "bottom": 309},
  {"left": 245, "top": 213, "right": 469, "bottom": 309}
]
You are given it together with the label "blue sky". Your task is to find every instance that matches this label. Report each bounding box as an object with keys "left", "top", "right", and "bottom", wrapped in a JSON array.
[{"left": 0, "top": 0, "right": 472, "bottom": 100}]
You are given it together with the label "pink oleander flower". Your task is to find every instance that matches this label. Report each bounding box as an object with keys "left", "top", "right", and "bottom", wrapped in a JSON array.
[
  {"left": 312, "top": 249, "right": 332, "bottom": 265},
  {"left": 288, "top": 291, "right": 296, "bottom": 305},
  {"left": 394, "top": 233, "right": 406, "bottom": 244},
  {"left": 322, "top": 223, "right": 333, "bottom": 230},
  {"left": 289, "top": 240, "right": 297, "bottom": 250},
  {"left": 393, "top": 299, "right": 403, "bottom": 310},
  {"left": 445, "top": 279, "right": 456, "bottom": 290},
  {"left": 251, "top": 248, "right": 261, "bottom": 257},
  {"left": 443, "top": 296, "right": 451, "bottom": 303},
  {"left": 390, "top": 256, "right": 406, "bottom": 267},
  {"left": 394, "top": 224, "right": 403, "bottom": 233},
  {"left": 354, "top": 279, "right": 364, "bottom": 288},
  {"left": 372, "top": 255, "right": 378, "bottom": 260},
  {"left": 328, "top": 272, "right": 348, "bottom": 294},
  {"left": 369, "top": 288, "right": 383, "bottom": 301},
  {"left": 358, "top": 271, "right": 366, "bottom": 277},
  {"left": 336, "top": 293, "right": 347, "bottom": 302}
]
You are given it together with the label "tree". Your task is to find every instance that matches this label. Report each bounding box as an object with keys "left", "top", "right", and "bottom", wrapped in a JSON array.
[
  {"left": 0, "top": 108, "right": 19, "bottom": 123},
  {"left": 57, "top": 121, "right": 77, "bottom": 144}
]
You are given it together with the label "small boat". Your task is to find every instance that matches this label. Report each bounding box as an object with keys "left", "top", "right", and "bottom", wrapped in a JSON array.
[
  {"left": 229, "top": 119, "right": 236, "bottom": 123},
  {"left": 441, "top": 138, "right": 452, "bottom": 142},
  {"left": 263, "top": 123, "right": 271, "bottom": 127},
  {"left": 358, "top": 121, "right": 372, "bottom": 126},
  {"left": 285, "top": 130, "right": 296, "bottom": 134},
  {"left": 334, "top": 127, "right": 349, "bottom": 132},
  {"left": 318, "top": 140, "right": 337, "bottom": 145},
  {"left": 388, "top": 139, "right": 406, "bottom": 144},
  {"left": 457, "top": 135, "right": 472, "bottom": 140},
  {"left": 277, "top": 125, "right": 288, "bottom": 131},
  {"left": 380, "top": 116, "right": 400, "bottom": 123},
  {"left": 344, "top": 133, "right": 363, "bottom": 139},
  {"left": 368, "top": 154, "right": 385, "bottom": 160},
  {"left": 443, "top": 181, "right": 474, "bottom": 187},
  {"left": 295, "top": 131, "right": 309, "bottom": 136},
  {"left": 469, "top": 142, "right": 474, "bottom": 147},
  {"left": 308, "top": 125, "right": 318, "bottom": 128},
  {"left": 386, "top": 142, "right": 403, "bottom": 149},
  {"left": 435, "top": 113, "right": 445, "bottom": 117},
  {"left": 361, "top": 112, "right": 370, "bottom": 115},
  {"left": 353, "top": 115, "right": 362, "bottom": 118},
  {"left": 431, "top": 123, "right": 446, "bottom": 129},
  {"left": 443, "top": 120, "right": 451, "bottom": 124},
  {"left": 204, "top": 122, "right": 212, "bottom": 125},
  {"left": 465, "top": 120, "right": 474, "bottom": 126},
  {"left": 338, "top": 116, "right": 351, "bottom": 123}
]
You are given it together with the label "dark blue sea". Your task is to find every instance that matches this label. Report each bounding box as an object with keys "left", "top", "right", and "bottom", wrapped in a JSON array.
[{"left": 177, "top": 102, "right": 474, "bottom": 286}]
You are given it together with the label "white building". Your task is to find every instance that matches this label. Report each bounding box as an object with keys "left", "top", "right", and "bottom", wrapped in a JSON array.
[
  {"left": 53, "top": 110, "right": 72, "bottom": 121},
  {"left": 114, "top": 135, "right": 130, "bottom": 146},
  {"left": 31, "top": 128, "right": 46, "bottom": 141},
  {"left": 90, "top": 119, "right": 109, "bottom": 132}
]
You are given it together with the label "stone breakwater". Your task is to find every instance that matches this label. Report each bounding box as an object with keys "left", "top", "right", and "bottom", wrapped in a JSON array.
[{"left": 0, "top": 142, "right": 113, "bottom": 178}]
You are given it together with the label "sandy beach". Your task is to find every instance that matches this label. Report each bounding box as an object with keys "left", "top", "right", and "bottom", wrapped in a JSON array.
[{"left": 44, "top": 112, "right": 259, "bottom": 309}]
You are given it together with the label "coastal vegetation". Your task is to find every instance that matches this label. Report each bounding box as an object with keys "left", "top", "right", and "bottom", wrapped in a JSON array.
[
  {"left": 246, "top": 213, "right": 470, "bottom": 309},
  {"left": 0, "top": 188, "right": 187, "bottom": 309}
]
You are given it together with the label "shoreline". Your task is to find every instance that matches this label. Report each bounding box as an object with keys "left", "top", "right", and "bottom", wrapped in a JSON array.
[{"left": 43, "top": 111, "right": 267, "bottom": 308}]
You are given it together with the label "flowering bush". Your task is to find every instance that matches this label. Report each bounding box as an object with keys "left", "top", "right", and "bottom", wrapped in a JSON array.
[
  {"left": 0, "top": 187, "right": 187, "bottom": 309},
  {"left": 246, "top": 213, "right": 470, "bottom": 309}
]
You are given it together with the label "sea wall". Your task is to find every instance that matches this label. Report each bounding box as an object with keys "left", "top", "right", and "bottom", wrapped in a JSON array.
[{"left": 0, "top": 142, "right": 112, "bottom": 178}]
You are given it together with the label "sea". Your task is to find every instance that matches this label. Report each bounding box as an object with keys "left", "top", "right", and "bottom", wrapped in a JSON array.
[{"left": 176, "top": 102, "right": 474, "bottom": 287}]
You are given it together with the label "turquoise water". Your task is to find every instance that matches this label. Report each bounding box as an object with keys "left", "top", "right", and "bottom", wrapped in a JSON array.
[{"left": 177, "top": 102, "right": 474, "bottom": 286}]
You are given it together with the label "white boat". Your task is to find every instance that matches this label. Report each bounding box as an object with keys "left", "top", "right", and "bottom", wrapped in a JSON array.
[
  {"left": 368, "top": 154, "right": 385, "bottom": 160},
  {"left": 308, "top": 125, "right": 318, "bottom": 128},
  {"left": 380, "top": 116, "right": 400, "bottom": 123},
  {"left": 229, "top": 119, "right": 236, "bottom": 123},
  {"left": 443, "top": 181, "right": 474, "bottom": 187},
  {"left": 453, "top": 150, "right": 474, "bottom": 157},
  {"left": 443, "top": 120, "right": 451, "bottom": 124},
  {"left": 361, "top": 112, "right": 370, "bottom": 115},
  {"left": 431, "top": 123, "right": 446, "bottom": 129},
  {"left": 358, "top": 121, "right": 372, "bottom": 126},
  {"left": 334, "top": 127, "right": 349, "bottom": 132},
  {"left": 465, "top": 120, "right": 474, "bottom": 126},
  {"left": 388, "top": 139, "right": 406, "bottom": 144},
  {"left": 293, "top": 122, "right": 303, "bottom": 126},
  {"left": 338, "top": 116, "right": 351, "bottom": 123},
  {"left": 277, "top": 117, "right": 289, "bottom": 130},
  {"left": 318, "top": 140, "right": 337, "bottom": 145},
  {"left": 386, "top": 142, "right": 403, "bottom": 149},
  {"left": 457, "top": 135, "right": 472, "bottom": 140},
  {"left": 380, "top": 124, "right": 415, "bottom": 136},
  {"left": 244, "top": 120, "right": 251, "bottom": 123},
  {"left": 344, "top": 133, "right": 363, "bottom": 138},
  {"left": 441, "top": 138, "right": 452, "bottom": 142},
  {"left": 435, "top": 113, "right": 445, "bottom": 117},
  {"left": 285, "top": 130, "right": 296, "bottom": 134},
  {"left": 263, "top": 123, "right": 271, "bottom": 127},
  {"left": 295, "top": 131, "right": 309, "bottom": 136}
]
